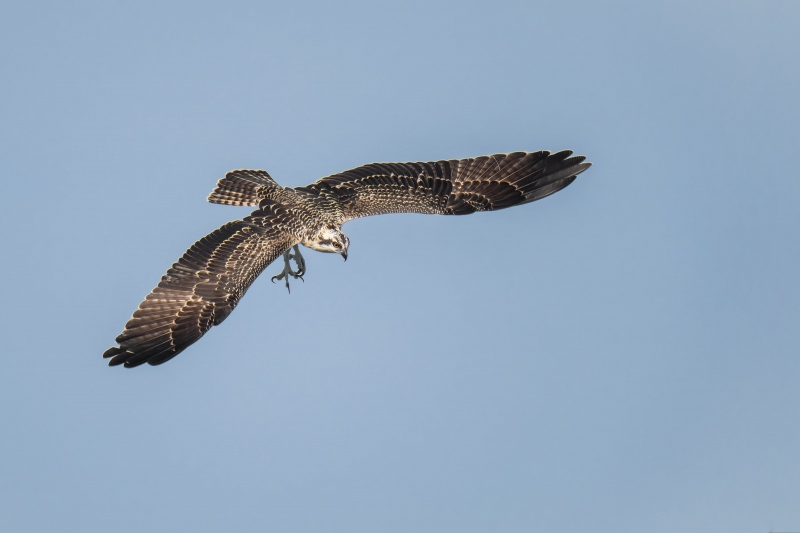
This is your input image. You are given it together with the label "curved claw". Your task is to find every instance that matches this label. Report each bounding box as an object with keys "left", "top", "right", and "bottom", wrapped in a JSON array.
[{"left": 289, "top": 262, "right": 305, "bottom": 277}]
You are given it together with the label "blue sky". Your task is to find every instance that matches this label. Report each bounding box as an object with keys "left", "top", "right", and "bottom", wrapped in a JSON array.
[{"left": 1, "top": 1, "right": 799, "bottom": 532}]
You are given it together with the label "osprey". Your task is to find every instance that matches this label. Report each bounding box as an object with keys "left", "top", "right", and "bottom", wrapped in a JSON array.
[{"left": 103, "top": 150, "right": 591, "bottom": 367}]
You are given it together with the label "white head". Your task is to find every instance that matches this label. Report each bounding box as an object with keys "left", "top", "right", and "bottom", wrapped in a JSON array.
[{"left": 304, "top": 226, "right": 350, "bottom": 260}]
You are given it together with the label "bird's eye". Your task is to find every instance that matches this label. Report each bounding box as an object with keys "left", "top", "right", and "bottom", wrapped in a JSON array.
[{"left": 333, "top": 242, "right": 341, "bottom": 249}]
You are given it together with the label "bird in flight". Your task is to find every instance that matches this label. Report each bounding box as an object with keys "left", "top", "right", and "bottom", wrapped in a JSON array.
[{"left": 103, "top": 150, "right": 591, "bottom": 368}]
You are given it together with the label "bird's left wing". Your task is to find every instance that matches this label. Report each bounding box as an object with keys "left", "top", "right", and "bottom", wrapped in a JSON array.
[
  {"left": 295, "top": 150, "right": 590, "bottom": 222},
  {"left": 103, "top": 212, "right": 297, "bottom": 368}
]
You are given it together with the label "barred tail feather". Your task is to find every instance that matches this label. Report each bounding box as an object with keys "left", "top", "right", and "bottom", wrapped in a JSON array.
[{"left": 207, "top": 169, "right": 281, "bottom": 206}]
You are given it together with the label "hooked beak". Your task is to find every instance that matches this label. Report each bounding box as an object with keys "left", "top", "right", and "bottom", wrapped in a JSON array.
[{"left": 341, "top": 249, "right": 348, "bottom": 261}]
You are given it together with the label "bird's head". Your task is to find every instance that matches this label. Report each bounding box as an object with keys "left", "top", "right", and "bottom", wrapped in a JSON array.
[{"left": 304, "top": 226, "right": 349, "bottom": 261}]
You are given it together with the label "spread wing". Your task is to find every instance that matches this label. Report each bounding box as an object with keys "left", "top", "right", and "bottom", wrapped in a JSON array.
[
  {"left": 103, "top": 213, "right": 297, "bottom": 368},
  {"left": 295, "top": 150, "right": 591, "bottom": 222}
]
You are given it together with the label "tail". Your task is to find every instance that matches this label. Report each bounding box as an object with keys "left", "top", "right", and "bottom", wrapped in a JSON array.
[{"left": 207, "top": 169, "right": 282, "bottom": 206}]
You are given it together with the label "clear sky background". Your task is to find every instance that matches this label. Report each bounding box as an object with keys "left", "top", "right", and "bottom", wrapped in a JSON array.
[{"left": 1, "top": 1, "right": 798, "bottom": 532}]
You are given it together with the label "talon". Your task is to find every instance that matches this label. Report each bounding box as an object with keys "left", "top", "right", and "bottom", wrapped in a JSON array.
[{"left": 272, "top": 247, "right": 308, "bottom": 293}]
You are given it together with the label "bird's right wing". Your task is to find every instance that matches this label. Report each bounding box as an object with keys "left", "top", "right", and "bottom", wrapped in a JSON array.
[
  {"left": 295, "top": 150, "right": 591, "bottom": 222},
  {"left": 103, "top": 210, "right": 297, "bottom": 368}
]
